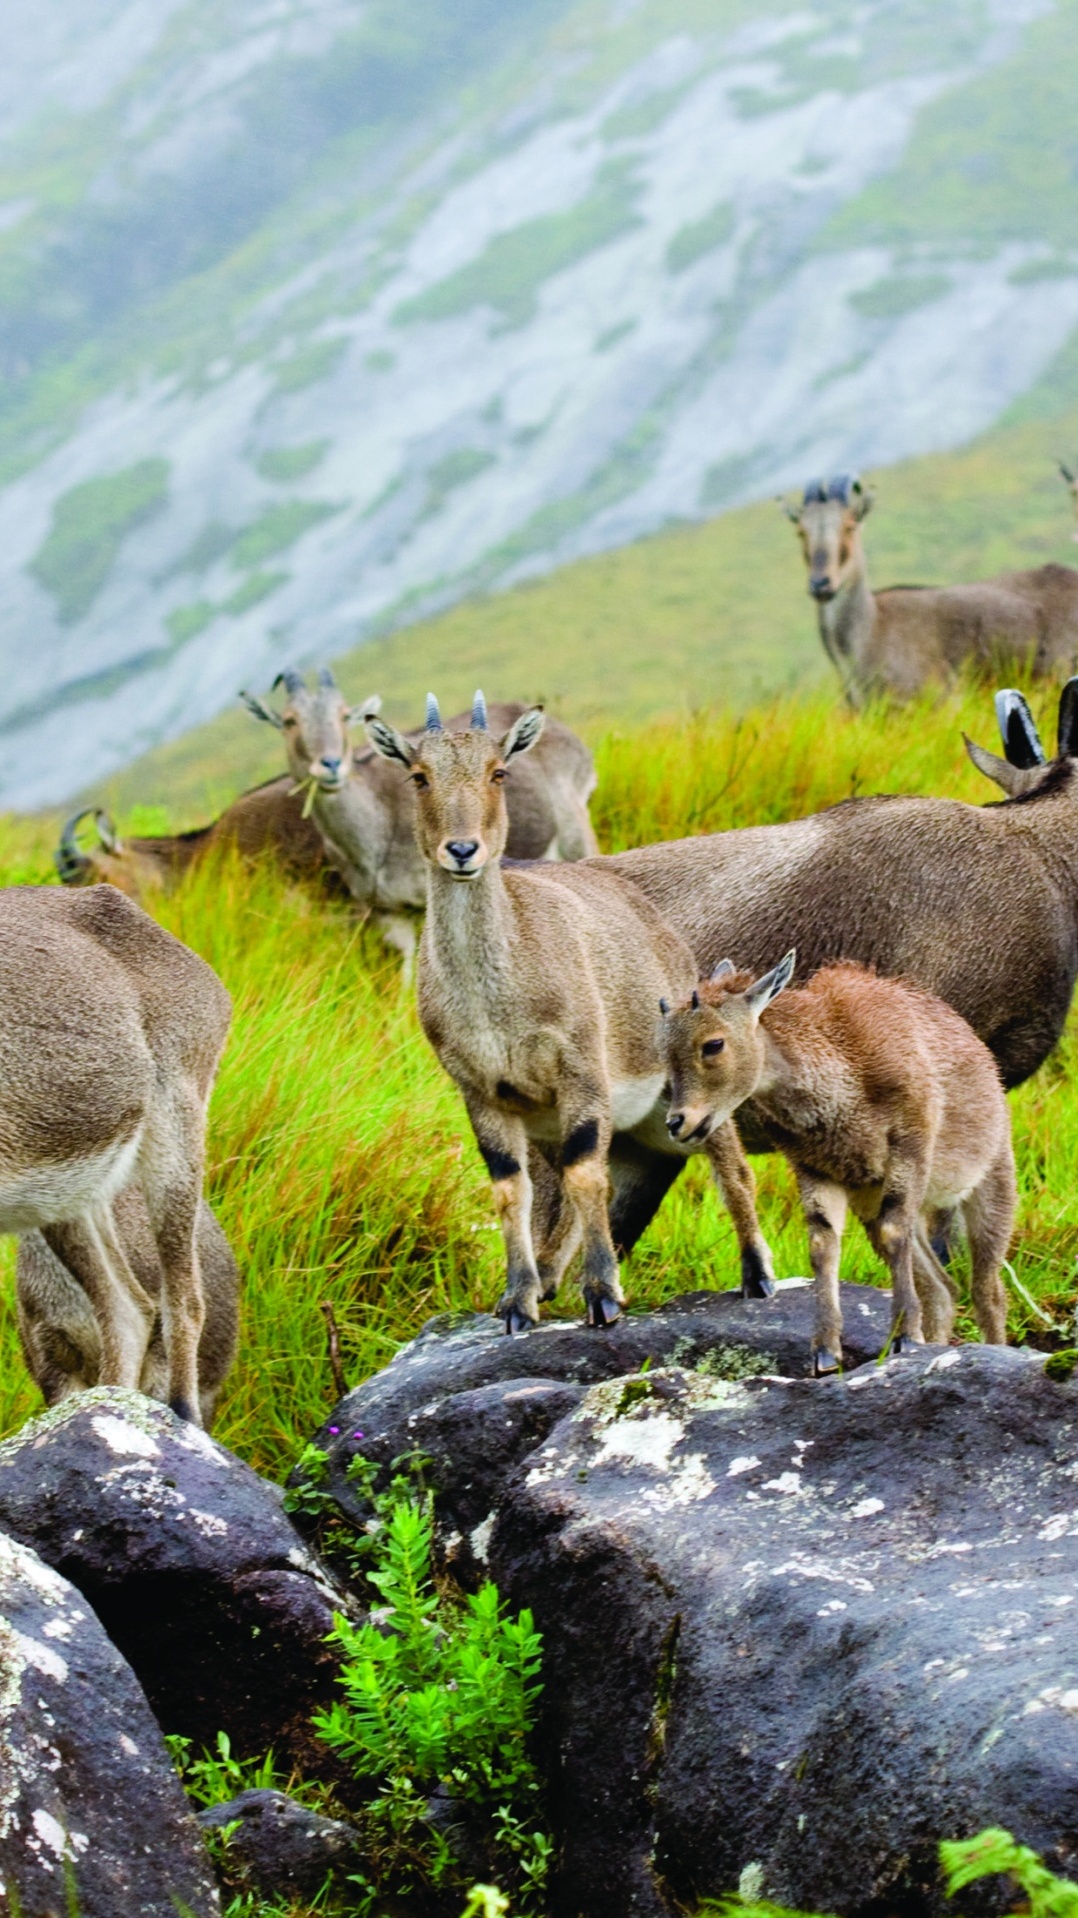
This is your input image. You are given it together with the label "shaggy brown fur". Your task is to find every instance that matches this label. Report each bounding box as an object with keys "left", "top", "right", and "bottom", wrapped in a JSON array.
[
  {"left": 0, "top": 885, "right": 231, "bottom": 1422},
  {"left": 661, "top": 958, "right": 1014, "bottom": 1372},
  {"left": 783, "top": 476, "right": 1078, "bottom": 701},
  {"left": 16, "top": 1193, "right": 239, "bottom": 1429},
  {"left": 56, "top": 777, "right": 327, "bottom": 897}
]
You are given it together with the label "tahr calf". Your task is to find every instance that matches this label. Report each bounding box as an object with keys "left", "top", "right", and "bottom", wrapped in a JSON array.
[
  {"left": 661, "top": 957, "right": 1015, "bottom": 1373},
  {"left": 366, "top": 692, "right": 776, "bottom": 1331}
]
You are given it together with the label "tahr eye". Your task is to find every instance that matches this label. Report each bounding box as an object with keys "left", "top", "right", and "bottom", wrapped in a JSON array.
[
  {"left": 411, "top": 770, "right": 429, "bottom": 789},
  {"left": 491, "top": 766, "right": 507, "bottom": 783},
  {"left": 701, "top": 1037, "right": 725, "bottom": 1058},
  {"left": 283, "top": 716, "right": 297, "bottom": 728}
]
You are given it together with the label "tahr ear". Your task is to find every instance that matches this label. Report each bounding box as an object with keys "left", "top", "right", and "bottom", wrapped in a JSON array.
[
  {"left": 239, "top": 690, "right": 284, "bottom": 729},
  {"left": 995, "top": 689, "right": 1046, "bottom": 769},
  {"left": 503, "top": 707, "right": 545, "bottom": 759},
  {"left": 346, "top": 694, "right": 382, "bottom": 724},
  {"left": 365, "top": 714, "right": 416, "bottom": 768},
  {"left": 850, "top": 478, "right": 874, "bottom": 521},
  {"left": 1058, "top": 679, "right": 1078, "bottom": 760},
  {"left": 710, "top": 958, "right": 735, "bottom": 983},
  {"left": 744, "top": 950, "right": 796, "bottom": 1020}
]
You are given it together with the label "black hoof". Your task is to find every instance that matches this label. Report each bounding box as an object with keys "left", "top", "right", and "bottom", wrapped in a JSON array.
[
  {"left": 813, "top": 1349, "right": 841, "bottom": 1377},
  {"left": 503, "top": 1306, "right": 537, "bottom": 1336},
  {"left": 586, "top": 1295, "right": 622, "bottom": 1329},
  {"left": 740, "top": 1245, "right": 777, "bottom": 1299},
  {"left": 892, "top": 1334, "right": 921, "bottom": 1356},
  {"left": 169, "top": 1395, "right": 199, "bottom": 1424}
]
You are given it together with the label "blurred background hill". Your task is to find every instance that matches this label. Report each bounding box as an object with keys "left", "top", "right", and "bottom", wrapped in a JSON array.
[{"left": 3, "top": 0, "right": 1078, "bottom": 810}]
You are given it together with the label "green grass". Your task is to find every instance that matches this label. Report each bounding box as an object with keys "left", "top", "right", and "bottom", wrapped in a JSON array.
[
  {"left": 848, "top": 273, "right": 950, "bottom": 320},
  {"left": 223, "top": 570, "right": 290, "bottom": 617},
  {"left": 3, "top": 668, "right": 1078, "bottom": 1480},
  {"left": 271, "top": 339, "right": 350, "bottom": 396},
  {"left": 666, "top": 200, "right": 735, "bottom": 274},
  {"left": 256, "top": 443, "right": 331, "bottom": 483},
  {"left": 231, "top": 501, "right": 339, "bottom": 570},
  {"left": 29, "top": 458, "right": 170, "bottom": 623}
]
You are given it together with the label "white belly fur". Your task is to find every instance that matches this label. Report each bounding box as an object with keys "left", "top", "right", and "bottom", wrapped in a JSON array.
[
  {"left": 610, "top": 1073, "right": 667, "bottom": 1133},
  {"left": 0, "top": 1130, "right": 143, "bottom": 1233}
]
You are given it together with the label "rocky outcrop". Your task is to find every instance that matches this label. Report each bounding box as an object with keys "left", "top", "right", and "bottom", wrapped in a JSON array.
[
  {"left": 0, "top": 1390, "right": 353, "bottom": 1772},
  {"left": 0, "top": 1529, "right": 218, "bottom": 1918},
  {"left": 199, "top": 1788, "right": 364, "bottom": 1901},
  {"left": 488, "top": 1344, "right": 1078, "bottom": 1918},
  {"left": 296, "top": 1283, "right": 891, "bottom": 1583}
]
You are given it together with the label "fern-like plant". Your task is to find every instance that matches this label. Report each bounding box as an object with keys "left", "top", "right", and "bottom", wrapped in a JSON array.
[{"left": 313, "top": 1488, "right": 549, "bottom": 1914}]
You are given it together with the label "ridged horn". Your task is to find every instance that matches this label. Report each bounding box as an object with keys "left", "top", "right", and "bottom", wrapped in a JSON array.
[
  {"left": 425, "top": 693, "right": 442, "bottom": 732},
  {"left": 317, "top": 666, "right": 338, "bottom": 689},
  {"left": 471, "top": 689, "right": 488, "bottom": 731},
  {"left": 803, "top": 479, "right": 827, "bottom": 504},
  {"left": 995, "top": 689, "right": 1046, "bottom": 769},
  {"left": 273, "top": 669, "right": 305, "bottom": 695}
]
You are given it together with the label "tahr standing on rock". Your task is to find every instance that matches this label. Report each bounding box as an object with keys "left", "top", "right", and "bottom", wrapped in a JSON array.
[
  {"left": 660, "top": 956, "right": 1014, "bottom": 1373},
  {"left": 365, "top": 691, "right": 777, "bottom": 1331}
]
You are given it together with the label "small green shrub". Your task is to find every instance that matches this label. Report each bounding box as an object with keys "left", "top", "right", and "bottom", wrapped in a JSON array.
[
  {"left": 271, "top": 339, "right": 349, "bottom": 395},
  {"left": 849, "top": 273, "right": 950, "bottom": 320},
  {"left": 256, "top": 443, "right": 330, "bottom": 483},
  {"left": 166, "top": 599, "right": 216, "bottom": 644},
  {"left": 29, "top": 459, "right": 170, "bottom": 623},
  {"left": 313, "top": 1483, "right": 549, "bottom": 1914},
  {"left": 941, "top": 1828, "right": 1078, "bottom": 1918},
  {"left": 666, "top": 200, "right": 735, "bottom": 273},
  {"left": 223, "top": 570, "right": 289, "bottom": 615},
  {"left": 231, "top": 502, "right": 338, "bottom": 570}
]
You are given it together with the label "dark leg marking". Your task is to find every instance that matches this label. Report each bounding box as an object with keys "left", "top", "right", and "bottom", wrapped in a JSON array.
[
  {"left": 740, "top": 1244, "right": 776, "bottom": 1300},
  {"left": 563, "top": 1118, "right": 600, "bottom": 1168},
  {"left": 478, "top": 1142, "right": 521, "bottom": 1182}
]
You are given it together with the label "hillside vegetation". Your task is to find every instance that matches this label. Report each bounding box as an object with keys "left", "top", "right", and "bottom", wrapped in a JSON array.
[
  {"left": 3, "top": 667, "right": 1076, "bottom": 1481},
  {"left": 94, "top": 399, "right": 1078, "bottom": 824}
]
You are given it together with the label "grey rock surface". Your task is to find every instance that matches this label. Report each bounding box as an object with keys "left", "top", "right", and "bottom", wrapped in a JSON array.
[
  {"left": 0, "top": 1528, "right": 218, "bottom": 1918},
  {"left": 297, "top": 1283, "right": 891, "bottom": 1583},
  {"left": 199, "top": 1788, "right": 363, "bottom": 1900},
  {"left": 488, "top": 1343, "right": 1078, "bottom": 1918},
  {"left": 0, "top": 1390, "right": 352, "bottom": 1773}
]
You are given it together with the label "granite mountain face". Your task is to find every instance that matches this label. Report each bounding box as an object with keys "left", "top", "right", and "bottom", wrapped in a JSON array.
[{"left": 0, "top": 0, "right": 1075, "bottom": 805}]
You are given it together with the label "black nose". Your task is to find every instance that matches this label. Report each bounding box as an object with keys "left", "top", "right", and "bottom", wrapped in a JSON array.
[
  {"left": 809, "top": 576, "right": 833, "bottom": 599},
  {"left": 446, "top": 839, "right": 479, "bottom": 864},
  {"left": 667, "top": 1113, "right": 684, "bottom": 1137},
  {"left": 320, "top": 756, "right": 342, "bottom": 775}
]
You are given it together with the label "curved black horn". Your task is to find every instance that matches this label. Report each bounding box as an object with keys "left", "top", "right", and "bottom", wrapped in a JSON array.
[
  {"left": 273, "top": 669, "right": 305, "bottom": 695},
  {"left": 425, "top": 693, "right": 442, "bottom": 732},
  {"left": 55, "top": 807, "right": 120, "bottom": 882},
  {"left": 1058, "top": 678, "right": 1078, "bottom": 760},
  {"left": 995, "top": 689, "right": 1046, "bottom": 769},
  {"left": 317, "top": 666, "right": 338, "bottom": 689},
  {"left": 471, "top": 689, "right": 488, "bottom": 731}
]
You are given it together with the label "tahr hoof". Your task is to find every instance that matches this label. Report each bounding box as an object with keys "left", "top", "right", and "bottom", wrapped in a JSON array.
[
  {"left": 892, "top": 1334, "right": 921, "bottom": 1356},
  {"left": 740, "top": 1246, "right": 777, "bottom": 1299},
  {"left": 503, "top": 1307, "right": 537, "bottom": 1337},
  {"left": 813, "top": 1349, "right": 841, "bottom": 1377},
  {"left": 586, "top": 1295, "right": 622, "bottom": 1329},
  {"left": 169, "top": 1395, "right": 199, "bottom": 1424}
]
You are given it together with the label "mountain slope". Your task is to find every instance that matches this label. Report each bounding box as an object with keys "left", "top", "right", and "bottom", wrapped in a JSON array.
[{"left": 2, "top": 0, "right": 1078, "bottom": 807}]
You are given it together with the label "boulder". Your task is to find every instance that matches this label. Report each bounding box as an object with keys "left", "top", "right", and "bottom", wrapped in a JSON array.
[
  {"left": 0, "top": 1390, "right": 354, "bottom": 1773},
  {"left": 296, "top": 1284, "right": 891, "bottom": 1581},
  {"left": 199, "top": 1789, "right": 363, "bottom": 1900},
  {"left": 488, "top": 1345, "right": 1078, "bottom": 1918},
  {"left": 0, "top": 1529, "right": 218, "bottom": 1918}
]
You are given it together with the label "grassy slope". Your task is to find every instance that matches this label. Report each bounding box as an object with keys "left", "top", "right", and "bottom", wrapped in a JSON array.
[
  {"left": 91, "top": 396, "right": 1078, "bottom": 827},
  {"left": 2, "top": 669, "right": 1076, "bottom": 1482}
]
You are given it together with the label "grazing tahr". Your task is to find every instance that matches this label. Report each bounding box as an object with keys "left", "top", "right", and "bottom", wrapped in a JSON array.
[
  {"left": 365, "top": 692, "right": 777, "bottom": 1331},
  {"left": 593, "top": 679, "right": 1078, "bottom": 1256},
  {"left": 0, "top": 885, "right": 231, "bottom": 1423},
  {"left": 56, "top": 781, "right": 326, "bottom": 896},
  {"left": 782, "top": 474, "right": 1078, "bottom": 700},
  {"left": 17, "top": 1193, "right": 239, "bottom": 1430},
  {"left": 242, "top": 668, "right": 599, "bottom": 973},
  {"left": 661, "top": 958, "right": 1013, "bottom": 1372}
]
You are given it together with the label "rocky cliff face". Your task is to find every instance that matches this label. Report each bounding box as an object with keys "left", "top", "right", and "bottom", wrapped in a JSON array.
[{"left": 0, "top": 0, "right": 1073, "bottom": 806}]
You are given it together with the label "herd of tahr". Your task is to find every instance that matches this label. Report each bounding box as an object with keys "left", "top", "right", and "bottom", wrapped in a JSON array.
[{"left": 9, "top": 472, "right": 1078, "bottom": 1430}]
